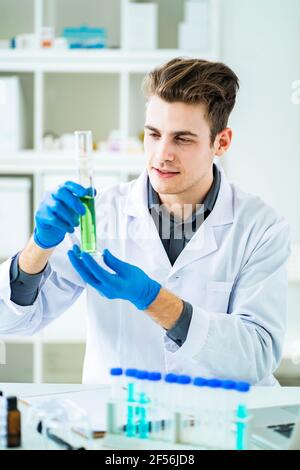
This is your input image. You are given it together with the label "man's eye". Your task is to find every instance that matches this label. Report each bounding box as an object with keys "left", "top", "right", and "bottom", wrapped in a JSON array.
[
  {"left": 176, "top": 137, "right": 191, "bottom": 144},
  {"left": 149, "top": 133, "right": 160, "bottom": 139}
]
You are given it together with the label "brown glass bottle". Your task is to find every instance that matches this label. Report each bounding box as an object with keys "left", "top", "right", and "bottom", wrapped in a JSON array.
[{"left": 7, "top": 396, "right": 21, "bottom": 448}]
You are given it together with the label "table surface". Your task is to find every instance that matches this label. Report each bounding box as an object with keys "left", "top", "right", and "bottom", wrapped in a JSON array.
[{"left": 1, "top": 383, "right": 300, "bottom": 450}]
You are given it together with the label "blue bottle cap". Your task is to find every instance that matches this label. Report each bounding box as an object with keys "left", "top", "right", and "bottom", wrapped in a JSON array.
[
  {"left": 110, "top": 367, "right": 123, "bottom": 376},
  {"left": 193, "top": 377, "right": 208, "bottom": 387},
  {"left": 177, "top": 375, "right": 192, "bottom": 385},
  {"left": 221, "top": 380, "right": 236, "bottom": 390},
  {"left": 125, "top": 368, "right": 137, "bottom": 378},
  {"left": 148, "top": 372, "right": 162, "bottom": 381},
  {"left": 236, "top": 381, "right": 250, "bottom": 392},
  {"left": 135, "top": 370, "right": 149, "bottom": 380},
  {"left": 207, "top": 379, "right": 222, "bottom": 388},
  {"left": 164, "top": 373, "right": 178, "bottom": 383}
]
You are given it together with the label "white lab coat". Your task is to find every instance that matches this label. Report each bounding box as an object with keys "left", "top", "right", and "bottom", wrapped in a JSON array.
[{"left": 0, "top": 167, "right": 290, "bottom": 385}]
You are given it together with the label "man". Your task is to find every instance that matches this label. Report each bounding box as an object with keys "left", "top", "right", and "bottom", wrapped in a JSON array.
[{"left": 0, "top": 58, "right": 290, "bottom": 385}]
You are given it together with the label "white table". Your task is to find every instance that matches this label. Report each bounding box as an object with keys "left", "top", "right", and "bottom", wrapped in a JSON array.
[{"left": 1, "top": 383, "right": 300, "bottom": 450}]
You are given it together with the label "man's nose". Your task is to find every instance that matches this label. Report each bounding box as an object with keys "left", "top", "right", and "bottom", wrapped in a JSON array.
[{"left": 156, "top": 139, "right": 175, "bottom": 162}]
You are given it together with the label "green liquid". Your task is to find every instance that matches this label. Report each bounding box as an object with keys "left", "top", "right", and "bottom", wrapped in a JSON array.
[{"left": 80, "top": 195, "right": 97, "bottom": 253}]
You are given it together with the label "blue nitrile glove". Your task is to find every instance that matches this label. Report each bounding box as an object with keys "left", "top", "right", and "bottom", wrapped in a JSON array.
[
  {"left": 34, "top": 181, "right": 88, "bottom": 249},
  {"left": 67, "top": 245, "right": 161, "bottom": 310}
]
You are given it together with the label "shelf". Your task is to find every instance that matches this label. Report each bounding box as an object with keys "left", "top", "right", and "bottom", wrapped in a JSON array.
[
  {"left": 0, "top": 49, "right": 217, "bottom": 73},
  {"left": 0, "top": 150, "right": 146, "bottom": 172}
]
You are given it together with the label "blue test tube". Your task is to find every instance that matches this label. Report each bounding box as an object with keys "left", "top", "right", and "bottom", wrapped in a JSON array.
[
  {"left": 135, "top": 370, "right": 150, "bottom": 439},
  {"left": 148, "top": 371, "right": 162, "bottom": 438},
  {"left": 235, "top": 381, "right": 250, "bottom": 450},
  {"left": 124, "top": 368, "right": 138, "bottom": 438}
]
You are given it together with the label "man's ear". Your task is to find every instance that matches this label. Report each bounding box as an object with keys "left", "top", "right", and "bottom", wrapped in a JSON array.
[{"left": 214, "top": 128, "right": 232, "bottom": 156}]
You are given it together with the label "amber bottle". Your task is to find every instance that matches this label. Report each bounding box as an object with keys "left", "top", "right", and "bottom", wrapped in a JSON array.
[{"left": 7, "top": 396, "right": 21, "bottom": 448}]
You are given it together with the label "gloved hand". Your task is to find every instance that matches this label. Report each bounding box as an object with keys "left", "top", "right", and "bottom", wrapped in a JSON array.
[
  {"left": 34, "top": 181, "right": 88, "bottom": 249},
  {"left": 68, "top": 245, "right": 161, "bottom": 310}
]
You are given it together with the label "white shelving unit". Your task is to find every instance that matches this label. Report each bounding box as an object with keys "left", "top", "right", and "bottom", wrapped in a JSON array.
[{"left": 0, "top": 0, "right": 220, "bottom": 383}]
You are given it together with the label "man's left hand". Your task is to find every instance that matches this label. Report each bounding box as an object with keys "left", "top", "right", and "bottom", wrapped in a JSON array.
[{"left": 68, "top": 245, "right": 161, "bottom": 310}]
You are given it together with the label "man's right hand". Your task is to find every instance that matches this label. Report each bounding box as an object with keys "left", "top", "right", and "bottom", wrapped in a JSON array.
[{"left": 33, "top": 181, "right": 88, "bottom": 250}]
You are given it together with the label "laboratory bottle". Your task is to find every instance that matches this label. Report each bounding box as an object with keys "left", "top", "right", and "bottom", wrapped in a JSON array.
[{"left": 7, "top": 396, "right": 21, "bottom": 448}]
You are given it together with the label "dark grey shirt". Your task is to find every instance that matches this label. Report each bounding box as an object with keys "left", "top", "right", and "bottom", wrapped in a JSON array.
[
  {"left": 10, "top": 164, "right": 221, "bottom": 347},
  {"left": 148, "top": 164, "right": 221, "bottom": 347}
]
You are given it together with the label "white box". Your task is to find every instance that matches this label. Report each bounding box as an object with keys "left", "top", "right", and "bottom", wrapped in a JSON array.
[
  {"left": 0, "top": 178, "right": 31, "bottom": 259},
  {"left": 184, "top": 0, "right": 209, "bottom": 24},
  {"left": 0, "top": 77, "right": 25, "bottom": 152},
  {"left": 178, "top": 21, "right": 209, "bottom": 51},
  {"left": 123, "top": 3, "right": 158, "bottom": 50}
]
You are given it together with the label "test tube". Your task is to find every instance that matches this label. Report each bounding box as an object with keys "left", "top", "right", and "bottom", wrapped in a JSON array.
[
  {"left": 147, "top": 372, "right": 162, "bottom": 439},
  {"left": 135, "top": 370, "right": 150, "bottom": 439},
  {"left": 109, "top": 367, "right": 123, "bottom": 402},
  {"left": 74, "top": 130, "right": 97, "bottom": 253},
  {"left": 220, "top": 380, "right": 236, "bottom": 449},
  {"left": 235, "top": 381, "right": 251, "bottom": 450},
  {"left": 124, "top": 368, "right": 138, "bottom": 438},
  {"left": 192, "top": 377, "right": 209, "bottom": 446},
  {"left": 205, "top": 378, "right": 222, "bottom": 448}
]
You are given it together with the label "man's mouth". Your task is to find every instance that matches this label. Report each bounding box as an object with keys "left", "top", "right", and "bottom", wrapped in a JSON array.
[{"left": 153, "top": 168, "right": 180, "bottom": 179}]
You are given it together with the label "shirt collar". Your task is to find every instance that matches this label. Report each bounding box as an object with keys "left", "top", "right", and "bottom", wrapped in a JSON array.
[{"left": 147, "top": 163, "right": 221, "bottom": 222}]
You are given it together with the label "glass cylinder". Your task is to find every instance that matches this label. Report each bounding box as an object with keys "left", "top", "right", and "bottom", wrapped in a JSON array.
[{"left": 74, "top": 131, "right": 97, "bottom": 253}]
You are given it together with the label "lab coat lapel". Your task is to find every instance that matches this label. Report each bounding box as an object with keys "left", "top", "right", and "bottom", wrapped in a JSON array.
[{"left": 123, "top": 167, "right": 234, "bottom": 275}]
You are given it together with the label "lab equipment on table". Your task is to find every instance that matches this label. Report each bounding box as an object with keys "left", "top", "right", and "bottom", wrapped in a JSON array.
[
  {"left": 105, "top": 367, "right": 252, "bottom": 450},
  {"left": 0, "top": 392, "right": 22, "bottom": 449},
  {"left": 26, "top": 398, "right": 93, "bottom": 450},
  {"left": 75, "top": 130, "right": 97, "bottom": 254}
]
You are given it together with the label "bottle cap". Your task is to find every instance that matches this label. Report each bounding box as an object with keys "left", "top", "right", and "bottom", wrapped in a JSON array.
[
  {"left": 207, "top": 378, "right": 222, "bottom": 388},
  {"left": 221, "top": 380, "right": 236, "bottom": 390},
  {"left": 148, "top": 372, "right": 162, "bottom": 381},
  {"left": 193, "top": 377, "right": 208, "bottom": 387},
  {"left": 164, "top": 373, "right": 177, "bottom": 383},
  {"left": 236, "top": 381, "right": 250, "bottom": 392},
  {"left": 7, "top": 396, "right": 17, "bottom": 411},
  {"left": 125, "top": 368, "right": 137, "bottom": 377},
  {"left": 110, "top": 367, "right": 123, "bottom": 376},
  {"left": 177, "top": 375, "right": 192, "bottom": 385},
  {"left": 135, "top": 370, "right": 148, "bottom": 380}
]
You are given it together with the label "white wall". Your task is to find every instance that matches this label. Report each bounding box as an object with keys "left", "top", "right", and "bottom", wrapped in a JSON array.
[{"left": 220, "top": 0, "right": 300, "bottom": 344}]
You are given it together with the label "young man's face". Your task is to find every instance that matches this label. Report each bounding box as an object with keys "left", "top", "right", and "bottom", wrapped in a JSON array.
[{"left": 144, "top": 95, "right": 217, "bottom": 197}]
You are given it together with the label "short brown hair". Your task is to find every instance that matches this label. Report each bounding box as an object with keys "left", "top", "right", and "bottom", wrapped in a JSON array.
[{"left": 142, "top": 57, "right": 239, "bottom": 145}]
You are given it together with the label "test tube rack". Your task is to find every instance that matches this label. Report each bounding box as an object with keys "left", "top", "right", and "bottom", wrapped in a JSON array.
[{"left": 103, "top": 401, "right": 252, "bottom": 450}]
